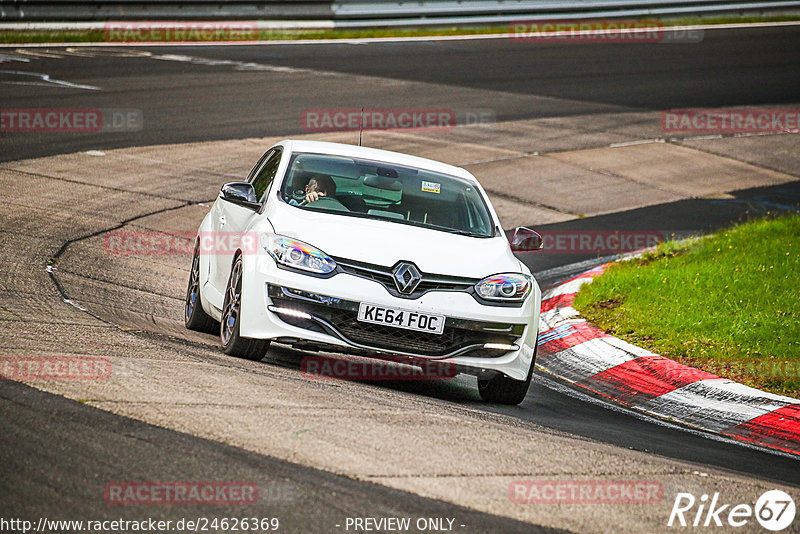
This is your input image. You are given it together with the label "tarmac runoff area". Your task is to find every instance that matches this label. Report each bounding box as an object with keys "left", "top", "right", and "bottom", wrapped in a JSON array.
[{"left": 0, "top": 114, "right": 799, "bottom": 533}]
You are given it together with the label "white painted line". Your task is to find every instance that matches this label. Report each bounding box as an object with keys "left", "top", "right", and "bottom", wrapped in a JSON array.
[
  {"left": 674, "top": 130, "right": 799, "bottom": 143},
  {"left": 148, "top": 53, "right": 308, "bottom": 73},
  {"left": 11, "top": 48, "right": 65, "bottom": 59},
  {"left": 609, "top": 138, "right": 665, "bottom": 147},
  {"left": 676, "top": 134, "right": 724, "bottom": 141},
  {"left": 0, "top": 70, "right": 100, "bottom": 90},
  {"left": 0, "top": 53, "right": 30, "bottom": 63}
]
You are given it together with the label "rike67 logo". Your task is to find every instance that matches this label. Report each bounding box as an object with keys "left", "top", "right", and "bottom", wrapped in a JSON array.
[{"left": 668, "top": 490, "right": 795, "bottom": 531}]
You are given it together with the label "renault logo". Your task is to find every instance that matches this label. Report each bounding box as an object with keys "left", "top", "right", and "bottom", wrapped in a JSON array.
[{"left": 392, "top": 262, "right": 422, "bottom": 294}]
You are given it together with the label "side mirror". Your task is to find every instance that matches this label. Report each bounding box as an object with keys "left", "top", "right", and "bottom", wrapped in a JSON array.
[
  {"left": 509, "top": 227, "right": 543, "bottom": 252},
  {"left": 220, "top": 182, "right": 260, "bottom": 210}
]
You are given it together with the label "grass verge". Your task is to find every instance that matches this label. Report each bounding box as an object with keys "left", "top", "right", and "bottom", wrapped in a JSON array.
[
  {"left": 0, "top": 26, "right": 507, "bottom": 45},
  {"left": 573, "top": 214, "right": 800, "bottom": 397},
  {"left": 1, "top": 14, "right": 799, "bottom": 45}
]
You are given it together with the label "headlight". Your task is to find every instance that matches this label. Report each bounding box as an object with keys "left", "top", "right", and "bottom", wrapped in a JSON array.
[
  {"left": 263, "top": 235, "right": 336, "bottom": 275},
  {"left": 474, "top": 273, "right": 531, "bottom": 302}
]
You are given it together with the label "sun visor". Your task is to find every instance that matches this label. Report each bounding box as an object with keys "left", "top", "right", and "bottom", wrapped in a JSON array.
[{"left": 291, "top": 154, "right": 361, "bottom": 179}]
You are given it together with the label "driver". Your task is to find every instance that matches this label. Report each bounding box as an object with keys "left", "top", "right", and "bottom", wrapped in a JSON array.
[
  {"left": 289, "top": 174, "right": 349, "bottom": 211},
  {"left": 302, "top": 174, "right": 336, "bottom": 204},
  {"left": 288, "top": 173, "right": 328, "bottom": 205}
]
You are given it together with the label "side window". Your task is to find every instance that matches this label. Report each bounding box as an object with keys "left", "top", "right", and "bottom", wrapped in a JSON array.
[
  {"left": 250, "top": 148, "right": 282, "bottom": 203},
  {"left": 245, "top": 149, "right": 272, "bottom": 182}
]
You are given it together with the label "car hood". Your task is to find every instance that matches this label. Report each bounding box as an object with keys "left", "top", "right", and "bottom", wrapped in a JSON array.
[{"left": 267, "top": 205, "right": 521, "bottom": 278}]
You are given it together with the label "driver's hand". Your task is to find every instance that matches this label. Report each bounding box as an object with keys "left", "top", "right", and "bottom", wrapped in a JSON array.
[{"left": 305, "top": 191, "right": 326, "bottom": 203}]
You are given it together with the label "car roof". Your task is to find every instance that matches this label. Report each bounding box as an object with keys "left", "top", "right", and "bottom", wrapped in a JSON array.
[{"left": 276, "top": 140, "right": 476, "bottom": 182}]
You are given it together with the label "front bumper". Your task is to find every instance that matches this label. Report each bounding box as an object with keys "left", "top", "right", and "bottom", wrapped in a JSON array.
[{"left": 239, "top": 253, "right": 540, "bottom": 381}]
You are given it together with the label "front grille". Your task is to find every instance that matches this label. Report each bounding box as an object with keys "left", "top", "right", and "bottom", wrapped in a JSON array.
[
  {"left": 331, "top": 308, "right": 468, "bottom": 355},
  {"left": 270, "top": 291, "right": 521, "bottom": 357},
  {"left": 334, "top": 258, "right": 476, "bottom": 299}
]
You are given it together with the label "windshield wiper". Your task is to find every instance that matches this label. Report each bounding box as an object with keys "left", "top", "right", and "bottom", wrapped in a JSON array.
[{"left": 430, "top": 226, "right": 491, "bottom": 238}]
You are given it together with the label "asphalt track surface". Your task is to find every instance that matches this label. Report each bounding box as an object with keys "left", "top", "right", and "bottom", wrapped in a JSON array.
[
  {"left": 2, "top": 25, "right": 800, "bottom": 162},
  {"left": 1, "top": 24, "right": 800, "bottom": 532},
  {"left": 1, "top": 380, "right": 563, "bottom": 534}
]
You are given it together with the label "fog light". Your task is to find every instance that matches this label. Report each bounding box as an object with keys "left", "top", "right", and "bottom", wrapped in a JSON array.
[{"left": 269, "top": 306, "right": 312, "bottom": 320}]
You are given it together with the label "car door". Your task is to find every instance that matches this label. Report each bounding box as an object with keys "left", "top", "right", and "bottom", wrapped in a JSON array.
[{"left": 209, "top": 147, "right": 283, "bottom": 296}]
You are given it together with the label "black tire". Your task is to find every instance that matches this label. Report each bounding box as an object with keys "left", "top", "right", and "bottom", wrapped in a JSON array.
[
  {"left": 220, "top": 255, "right": 270, "bottom": 361},
  {"left": 185, "top": 239, "right": 219, "bottom": 334},
  {"left": 477, "top": 340, "right": 537, "bottom": 405}
]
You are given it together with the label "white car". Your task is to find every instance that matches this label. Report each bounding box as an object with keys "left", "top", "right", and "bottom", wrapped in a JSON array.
[{"left": 185, "top": 140, "right": 543, "bottom": 404}]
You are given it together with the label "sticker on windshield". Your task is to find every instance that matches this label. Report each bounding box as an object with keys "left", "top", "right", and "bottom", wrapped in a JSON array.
[{"left": 421, "top": 181, "right": 441, "bottom": 194}]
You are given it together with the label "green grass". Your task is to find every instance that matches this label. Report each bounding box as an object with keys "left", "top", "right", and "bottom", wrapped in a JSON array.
[
  {"left": 0, "top": 26, "right": 509, "bottom": 45},
  {"left": 1, "top": 14, "right": 798, "bottom": 44},
  {"left": 573, "top": 214, "right": 800, "bottom": 397}
]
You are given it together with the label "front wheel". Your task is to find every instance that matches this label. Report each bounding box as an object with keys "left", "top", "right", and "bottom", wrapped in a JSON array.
[
  {"left": 478, "top": 343, "right": 537, "bottom": 405},
  {"left": 220, "top": 255, "right": 270, "bottom": 361},
  {"left": 478, "top": 372, "right": 532, "bottom": 405}
]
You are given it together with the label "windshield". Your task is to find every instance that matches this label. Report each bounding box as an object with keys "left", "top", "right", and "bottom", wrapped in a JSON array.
[{"left": 279, "top": 152, "right": 495, "bottom": 237}]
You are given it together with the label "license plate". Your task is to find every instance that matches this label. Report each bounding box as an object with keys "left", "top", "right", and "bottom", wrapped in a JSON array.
[{"left": 357, "top": 303, "right": 445, "bottom": 335}]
